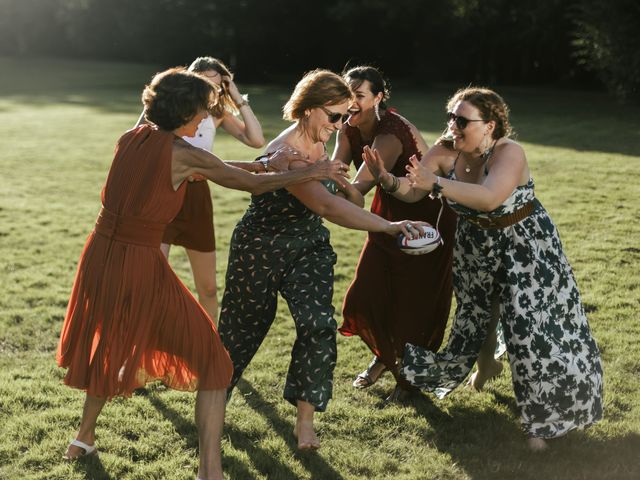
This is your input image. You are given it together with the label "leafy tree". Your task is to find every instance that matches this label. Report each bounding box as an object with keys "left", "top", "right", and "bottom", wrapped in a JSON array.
[{"left": 571, "top": 0, "right": 640, "bottom": 101}]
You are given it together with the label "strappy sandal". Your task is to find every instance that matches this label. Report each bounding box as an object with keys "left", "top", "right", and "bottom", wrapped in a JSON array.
[
  {"left": 62, "top": 439, "right": 98, "bottom": 461},
  {"left": 352, "top": 357, "right": 387, "bottom": 389}
]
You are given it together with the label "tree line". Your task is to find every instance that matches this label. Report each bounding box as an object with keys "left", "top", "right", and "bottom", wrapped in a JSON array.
[{"left": 1, "top": 0, "right": 638, "bottom": 101}]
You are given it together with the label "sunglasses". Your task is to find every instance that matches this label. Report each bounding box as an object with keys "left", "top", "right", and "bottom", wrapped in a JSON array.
[
  {"left": 320, "top": 106, "right": 349, "bottom": 124},
  {"left": 447, "top": 112, "right": 485, "bottom": 130}
]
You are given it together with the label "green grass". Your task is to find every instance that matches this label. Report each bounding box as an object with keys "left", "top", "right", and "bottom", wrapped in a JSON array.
[{"left": 1, "top": 57, "right": 639, "bottom": 480}]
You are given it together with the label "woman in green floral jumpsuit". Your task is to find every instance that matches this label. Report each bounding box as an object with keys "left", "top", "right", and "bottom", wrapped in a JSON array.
[
  {"left": 364, "top": 87, "right": 603, "bottom": 450},
  {"left": 218, "top": 70, "right": 426, "bottom": 450}
]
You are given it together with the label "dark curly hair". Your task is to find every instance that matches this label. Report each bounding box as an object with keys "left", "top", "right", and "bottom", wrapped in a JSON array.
[
  {"left": 343, "top": 65, "right": 391, "bottom": 109},
  {"left": 141, "top": 67, "right": 218, "bottom": 131}
]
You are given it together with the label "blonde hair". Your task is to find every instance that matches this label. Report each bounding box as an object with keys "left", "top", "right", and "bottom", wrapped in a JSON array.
[{"left": 283, "top": 69, "right": 352, "bottom": 121}]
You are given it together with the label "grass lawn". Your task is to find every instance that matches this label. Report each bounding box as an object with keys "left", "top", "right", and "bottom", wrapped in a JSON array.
[{"left": 0, "top": 57, "right": 639, "bottom": 480}]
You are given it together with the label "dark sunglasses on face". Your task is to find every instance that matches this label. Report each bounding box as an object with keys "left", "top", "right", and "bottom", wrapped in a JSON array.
[
  {"left": 447, "top": 111, "right": 485, "bottom": 130},
  {"left": 320, "top": 106, "right": 350, "bottom": 124}
]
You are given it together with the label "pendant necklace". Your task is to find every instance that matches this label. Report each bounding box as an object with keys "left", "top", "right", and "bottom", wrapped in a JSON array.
[{"left": 465, "top": 140, "right": 497, "bottom": 173}]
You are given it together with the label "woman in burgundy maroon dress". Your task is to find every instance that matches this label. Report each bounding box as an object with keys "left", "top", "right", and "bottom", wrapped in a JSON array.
[
  {"left": 333, "top": 66, "right": 456, "bottom": 401},
  {"left": 57, "top": 68, "right": 349, "bottom": 479}
]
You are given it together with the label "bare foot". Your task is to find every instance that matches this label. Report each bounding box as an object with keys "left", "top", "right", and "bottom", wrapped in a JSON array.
[
  {"left": 468, "top": 360, "right": 503, "bottom": 391},
  {"left": 527, "top": 437, "right": 549, "bottom": 451},
  {"left": 293, "top": 420, "right": 320, "bottom": 450}
]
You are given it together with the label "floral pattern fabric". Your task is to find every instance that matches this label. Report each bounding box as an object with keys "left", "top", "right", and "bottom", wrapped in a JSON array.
[{"left": 401, "top": 178, "right": 603, "bottom": 438}]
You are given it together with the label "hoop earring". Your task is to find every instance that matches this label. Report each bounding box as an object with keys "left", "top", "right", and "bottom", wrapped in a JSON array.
[{"left": 374, "top": 103, "right": 381, "bottom": 122}]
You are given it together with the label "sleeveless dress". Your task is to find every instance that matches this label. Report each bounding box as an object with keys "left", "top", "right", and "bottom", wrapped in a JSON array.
[
  {"left": 218, "top": 181, "right": 339, "bottom": 411},
  {"left": 339, "top": 111, "right": 456, "bottom": 385},
  {"left": 56, "top": 125, "right": 233, "bottom": 398},
  {"left": 162, "top": 116, "right": 217, "bottom": 252},
  {"left": 402, "top": 172, "right": 604, "bottom": 438}
]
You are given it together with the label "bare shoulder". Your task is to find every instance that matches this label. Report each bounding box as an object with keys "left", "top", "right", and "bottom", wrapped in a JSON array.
[
  {"left": 172, "top": 137, "right": 219, "bottom": 169},
  {"left": 493, "top": 138, "right": 527, "bottom": 164}
]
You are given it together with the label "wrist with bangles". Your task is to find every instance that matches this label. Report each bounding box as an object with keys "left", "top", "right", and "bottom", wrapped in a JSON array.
[{"left": 381, "top": 173, "right": 400, "bottom": 193}]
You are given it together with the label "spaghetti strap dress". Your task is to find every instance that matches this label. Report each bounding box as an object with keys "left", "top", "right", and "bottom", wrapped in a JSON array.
[
  {"left": 56, "top": 125, "right": 233, "bottom": 398},
  {"left": 402, "top": 171, "right": 603, "bottom": 438}
]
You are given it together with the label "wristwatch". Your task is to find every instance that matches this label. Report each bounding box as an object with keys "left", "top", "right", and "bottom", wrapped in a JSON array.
[{"left": 236, "top": 95, "right": 250, "bottom": 108}]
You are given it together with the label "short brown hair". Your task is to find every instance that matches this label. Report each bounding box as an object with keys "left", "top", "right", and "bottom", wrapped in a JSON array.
[
  {"left": 142, "top": 67, "right": 218, "bottom": 131},
  {"left": 282, "top": 69, "right": 352, "bottom": 121}
]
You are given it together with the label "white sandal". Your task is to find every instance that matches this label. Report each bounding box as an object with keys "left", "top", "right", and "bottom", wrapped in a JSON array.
[{"left": 63, "top": 439, "right": 98, "bottom": 460}]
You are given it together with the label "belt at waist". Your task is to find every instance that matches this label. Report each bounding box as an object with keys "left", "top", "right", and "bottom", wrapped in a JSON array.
[
  {"left": 463, "top": 200, "right": 537, "bottom": 229},
  {"left": 94, "top": 207, "right": 166, "bottom": 247}
]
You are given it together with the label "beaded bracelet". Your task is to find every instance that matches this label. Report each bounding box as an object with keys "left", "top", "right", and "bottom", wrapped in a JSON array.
[
  {"left": 429, "top": 176, "right": 443, "bottom": 199},
  {"left": 382, "top": 174, "right": 400, "bottom": 193}
]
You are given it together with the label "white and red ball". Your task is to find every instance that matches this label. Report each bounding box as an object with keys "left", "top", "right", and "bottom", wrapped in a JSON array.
[{"left": 397, "top": 225, "right": 442, "bottom": 255}]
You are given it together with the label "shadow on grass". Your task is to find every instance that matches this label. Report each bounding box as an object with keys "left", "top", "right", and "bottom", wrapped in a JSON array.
[
  {"left": 146, "top": 393, "right": 198, "bottom": 450},
  {"left": 147, "top": 392, "right": 257, "bottom": 479},
  {"left": 70, "top": 453, "right": 114, "bottom": 480},
  {"left": 402, "top": 389, "right": 640, "bottom": 480},
  {"left": 145, "top": 383, "right": 343, "bottom": 479},
  {"left": 234, "top": 379, "right": 345, "bottom": 480}
]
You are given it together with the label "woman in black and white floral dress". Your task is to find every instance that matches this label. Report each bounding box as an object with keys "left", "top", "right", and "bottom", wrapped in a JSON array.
[{"left": 363, "top": 87, "right": 603, "bottom": 450}]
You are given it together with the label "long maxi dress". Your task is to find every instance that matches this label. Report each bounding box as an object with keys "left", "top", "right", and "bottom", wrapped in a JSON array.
[
  {"left": 339, "top": 110, "right": 457, "bottom": 387},
  {"left": 402, "top": 173, "right": 604, "bottom": 438},
  {"left": 56, "top": 125, "right": 233, "bottom": 398}
]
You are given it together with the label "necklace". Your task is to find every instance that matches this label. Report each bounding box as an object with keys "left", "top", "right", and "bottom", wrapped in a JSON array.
[{"left": 464, "top": 140, "right": 497, "bottom": 173}]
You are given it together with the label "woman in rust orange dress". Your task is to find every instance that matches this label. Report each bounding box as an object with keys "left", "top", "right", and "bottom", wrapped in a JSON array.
[
  {"left": 57, "top": 68, "right": 349, "bottom": 480},
  {"left": 333, "top": 66, "right": 456, "bottom": 401}
]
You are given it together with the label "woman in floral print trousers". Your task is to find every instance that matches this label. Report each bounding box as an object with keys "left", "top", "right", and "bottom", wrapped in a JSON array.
[{"left": 364, "top": 87, "right": 603, "bottom": 450}]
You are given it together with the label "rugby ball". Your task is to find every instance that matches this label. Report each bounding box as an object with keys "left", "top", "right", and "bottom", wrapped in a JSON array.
[{"left": 398, "top": 225, "right": 442, "bottom": 255}]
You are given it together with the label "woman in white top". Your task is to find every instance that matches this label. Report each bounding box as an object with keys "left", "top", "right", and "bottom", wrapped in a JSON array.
[{"left": 153, "top": 57, "right": 265, "bottom": 323}]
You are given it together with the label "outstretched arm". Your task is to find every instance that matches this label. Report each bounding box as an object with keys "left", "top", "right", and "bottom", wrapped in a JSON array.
[
  {"left": 286, "top": 161, "right": 424, "bottom": 237},
  {"left": 172, "top": 140, "right": 350, "bottom": 195},
  {"left": 406, "top": 142, "right": 528, "bottom": 211}
]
